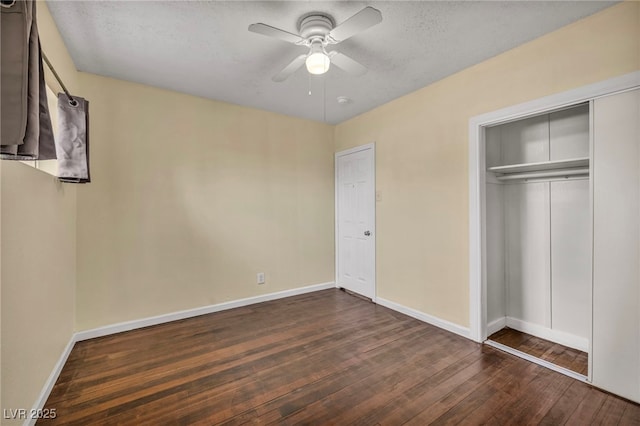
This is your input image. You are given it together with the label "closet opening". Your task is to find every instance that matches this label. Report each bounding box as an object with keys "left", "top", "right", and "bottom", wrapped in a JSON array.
[{"left": 481, "top": 102, "right": 591, "bottom": 381}]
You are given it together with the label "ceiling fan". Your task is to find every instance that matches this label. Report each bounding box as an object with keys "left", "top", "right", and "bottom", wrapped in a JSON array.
[{"left": 248, "top": 7, "right": 383, "bottom": 82}]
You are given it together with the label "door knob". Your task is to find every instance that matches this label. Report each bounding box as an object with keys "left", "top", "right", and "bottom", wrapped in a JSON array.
[{"left": 364, "top": 230, "right": 371, "bottom": 236}]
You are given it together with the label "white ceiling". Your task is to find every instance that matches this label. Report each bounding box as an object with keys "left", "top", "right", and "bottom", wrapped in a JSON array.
[{"left": 46, "top": 1, "right": 615, "bottom": 124}]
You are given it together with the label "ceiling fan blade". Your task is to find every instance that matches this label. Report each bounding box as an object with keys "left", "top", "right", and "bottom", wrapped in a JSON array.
[
  {"left": 329, "top": 51, "right": 367, "bottom": 76},
  {"left": 248, "top": 23, "right": 304, "bottom": 44},
  {"left": 272, "top": 54, "right": 307, "bottom": 82},
  {"left": 328, "top": 7, "right": 382, "bottom": 42}
]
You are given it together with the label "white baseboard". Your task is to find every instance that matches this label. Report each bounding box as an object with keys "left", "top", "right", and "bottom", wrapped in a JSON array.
[
  {"left": 75, "top": 281, "right": 336, "bottom": 342},
  {"left": 487, "top": 317, "right": 507, "bottom": 336},
  {"left": 25, "top": 337, "right": 76, "bottom": 426},
  {"left": 505, "top": 317, "right": 589, "bottom": 352},
  {"left": 27, "top": 281, "right": 335, "bottom": 425},
  {"left": 376, "top": 297, "right": 471, "bottom": 340}
]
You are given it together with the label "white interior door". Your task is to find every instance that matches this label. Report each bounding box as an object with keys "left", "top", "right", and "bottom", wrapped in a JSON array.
[{"left": 336, "top": 144, "right": 375, "bottom": 299}]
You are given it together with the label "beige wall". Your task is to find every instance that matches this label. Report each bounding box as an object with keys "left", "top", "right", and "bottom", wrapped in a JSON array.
[
  {"left": 334, "top": 2, "right": 640, "bottom": 327},
  {"left": 0, "top": 2, "right": 78, "bottom": 421},
  {"left": 0, "top": 163, "right": 76, "bottom": 423},
  {"left": 74, "top": 73, "right": 335, "bottom": 330}
]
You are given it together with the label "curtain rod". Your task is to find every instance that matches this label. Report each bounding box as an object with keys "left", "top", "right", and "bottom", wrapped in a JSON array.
[{"left": 41, "top": 51, "right": 78, "bottom": 106}]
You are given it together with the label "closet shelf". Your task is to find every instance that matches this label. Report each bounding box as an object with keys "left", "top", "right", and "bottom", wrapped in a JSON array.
[{"left": 488, "top": 157, "right": 589, "bottom": 175}]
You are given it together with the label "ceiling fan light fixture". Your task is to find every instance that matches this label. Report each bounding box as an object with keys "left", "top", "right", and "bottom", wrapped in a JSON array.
[{"left": 306, "top": 51, "right": 330, "bottom": 75}]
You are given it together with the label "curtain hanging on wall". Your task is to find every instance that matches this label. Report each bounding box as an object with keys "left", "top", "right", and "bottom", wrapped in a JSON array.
[
  {"left": 1, "top": 0, "right": 91, "bottom": 183},
  {"left": 1, "top": 0, "right": 56, "bottom": 160},
  {"left": 56, "top": 93, "right": 90, "bottom": 183}
]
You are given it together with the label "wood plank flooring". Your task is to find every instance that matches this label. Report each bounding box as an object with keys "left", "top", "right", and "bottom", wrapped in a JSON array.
[
  {"left": 488, "top": 327, "right": 588, "bottom": 376},
  {"left": 39, "top": 289, "right": 639, "bottom": 425}
]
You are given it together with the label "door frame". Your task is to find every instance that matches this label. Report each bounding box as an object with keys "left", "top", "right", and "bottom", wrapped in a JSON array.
[
  {"left": 335, "top": 142, "right": 376, "bottom": 301},
  {"left": 468, "top": 72, "right": 640, "bottom": 350}
]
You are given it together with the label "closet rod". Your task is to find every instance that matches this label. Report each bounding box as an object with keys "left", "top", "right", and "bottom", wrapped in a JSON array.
[
  {"left": 42, "top": 51, "right": 77, "bottom": 106},
  {"left": 496, "top": 168, "right": 589, "bottom": 181}
]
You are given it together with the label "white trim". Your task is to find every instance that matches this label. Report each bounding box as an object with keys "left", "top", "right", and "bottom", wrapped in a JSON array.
[
  {"left": 505, "top": 317, "right": 589, "bottom": 352},
  {"left": 335, "top": 142, "right": 375, "bottom": 157},
  {"left": 335, "top": 152, "right": 339, "bottom": 297},
  {"left": 334, "top": 142, "right": 376, "bottom": 301},
  {"left": 376, "top": 297, "right": 471, "bottom": 339},
  {"left": 371, "top": 144, "right": 376, "bottom": 303},
  {"left": 75, "top": 281, "right": 336, "bottom": 342},
  {"left": 487, "top": 317, "right": 507, "bottom": 336},
  {"left": 588, "top": 99, "right": 595, "bottom": 381},
  {"left": 25, "top": 338, "right": 76, "bottom": 426},
  {"left": 469, "top": 118, "right": 485, "bottom": 342},
  {"left": 485, "top": 339, "right": 588, "bottom": 383},
  {"left": 469, "top": 71, "right": 640, "bottom": 343}
]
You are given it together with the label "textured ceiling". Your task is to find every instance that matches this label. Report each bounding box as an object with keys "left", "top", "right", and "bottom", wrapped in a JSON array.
[{"left": 46, "top": 1, "right": 615, "bottom": 124}]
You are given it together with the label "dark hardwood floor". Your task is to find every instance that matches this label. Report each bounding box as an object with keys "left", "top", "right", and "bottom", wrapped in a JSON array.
[
  {"left": 40, "top": 289, "right": 639, "bottom": 425},
  {"left": 488, "top": 327, "right": 589, "bottom": 376}
]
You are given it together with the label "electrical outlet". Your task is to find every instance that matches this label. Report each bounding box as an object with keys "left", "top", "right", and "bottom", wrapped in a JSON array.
[{"left": 257, "top": 272, "right": 265, "bottom": 284}]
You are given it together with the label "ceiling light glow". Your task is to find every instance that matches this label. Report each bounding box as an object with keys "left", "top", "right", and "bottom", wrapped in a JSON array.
[{"left": 306, "top": 52, "right": 330, "bottom": 75}]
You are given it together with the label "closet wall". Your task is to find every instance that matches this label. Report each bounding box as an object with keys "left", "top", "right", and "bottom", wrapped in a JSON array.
[{"left": 486, "top": 104, "right": 591, "bottom": 351}]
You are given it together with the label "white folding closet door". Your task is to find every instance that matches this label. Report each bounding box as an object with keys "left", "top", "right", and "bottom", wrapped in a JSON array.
[{"left": 592, "top": 88, "right": 640, "bottom": 402}]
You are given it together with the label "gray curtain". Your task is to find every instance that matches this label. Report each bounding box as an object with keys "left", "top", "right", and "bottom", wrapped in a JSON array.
[
  {"left": 56, "top": 93, "right": 90, "bottom": 183},
  {"left": 1, "top": 0, "right": 56, "bottom": 160}
]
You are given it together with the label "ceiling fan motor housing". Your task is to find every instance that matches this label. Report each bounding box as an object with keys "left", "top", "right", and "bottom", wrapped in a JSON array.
[{"left": 298, "top": 14, "right": 334, "bottom": 42}]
